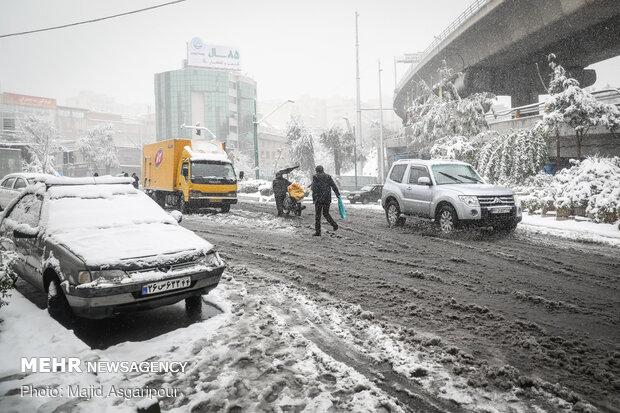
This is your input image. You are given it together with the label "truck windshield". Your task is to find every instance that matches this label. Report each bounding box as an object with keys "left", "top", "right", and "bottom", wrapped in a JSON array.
[
  {"left": 431, "top": 164, "right": 483, "bottom": 185},
  {"left": 191, "top": 161, "right": 236, "bottom": 184}
]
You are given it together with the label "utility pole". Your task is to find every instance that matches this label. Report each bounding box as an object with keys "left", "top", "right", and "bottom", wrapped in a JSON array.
[
  {"left": 253, "top": 99, "right": 260, "bottom": 179},
  {"left": 342, "top": 117, "right": 357, "bottom": 189},
  {"left": 378, "top": 60, "right": 385, "bottom": 183},
  {"left": 355, "top": 11, "right": 362, "bottom": 181}
]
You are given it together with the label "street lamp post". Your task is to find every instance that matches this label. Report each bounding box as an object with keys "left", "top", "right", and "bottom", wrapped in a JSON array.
[
  {"left": 181, "top": 123, "right": 217, "bottom": 140},
  {"left": 252, "top": 99, "right": 294, "bottom": 179},
  {"left": 342, "top": 116, "right": 358, "bottom": 189}
]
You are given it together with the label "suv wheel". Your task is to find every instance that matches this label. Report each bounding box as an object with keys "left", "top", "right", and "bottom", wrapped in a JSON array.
[
  {"left": 385, "top": 200, "right": 404, "bottom": 227},
  {"left": 47, "top": 277, "right": 73, "bottom": 323},
  {"left": 436, "top": 204, "right": 459, "bottom": 234}
]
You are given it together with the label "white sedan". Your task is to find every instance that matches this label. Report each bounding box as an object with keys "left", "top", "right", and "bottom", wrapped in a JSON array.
[{"left": 0, "top": 173, "right": 50, "bottom": 210}]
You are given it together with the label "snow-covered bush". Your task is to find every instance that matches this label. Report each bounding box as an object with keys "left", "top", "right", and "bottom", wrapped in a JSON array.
[
  {"left": 238, "top": 179, "right": 271, "bottom": 194},
  {"left": 0, "top": 250, "right": 18, "bottom": 308},
  {"left": 477, "top": 128, "right": 548, "bottom": 185},
  {"left": 517, "top": 157, "right": 620, "bottom": 222},
  {"left": 552, "top": 157, "right": 620, "bottom": 222}
]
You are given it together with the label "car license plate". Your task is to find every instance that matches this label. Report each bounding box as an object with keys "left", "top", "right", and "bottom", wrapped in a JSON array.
[
  {"left": 211, "top": 198, "right": 222, "bottom": 203},
  {"left": 491, "top": 206, "right": 511, "bottom": 214},
  {"left": 141, "top": 276, "right": 191, "bottom": 296}
]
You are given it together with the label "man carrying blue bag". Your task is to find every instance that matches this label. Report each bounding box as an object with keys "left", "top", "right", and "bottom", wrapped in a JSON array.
[{"left": 311, "top": 165, "right": 341, "bottom": 236}]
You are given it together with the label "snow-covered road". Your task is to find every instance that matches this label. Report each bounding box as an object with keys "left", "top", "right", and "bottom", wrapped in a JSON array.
[{"left": 0, "top": 200, "right": 617, "bottom": 412}]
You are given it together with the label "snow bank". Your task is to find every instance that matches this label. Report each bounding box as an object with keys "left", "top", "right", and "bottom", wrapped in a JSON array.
[{"left": 518, "top": 212, "right": 620, "bottom": 247}]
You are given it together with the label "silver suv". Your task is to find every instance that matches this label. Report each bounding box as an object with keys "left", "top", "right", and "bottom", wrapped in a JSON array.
[{"left": 381, "top": 159, "right": 521, "bottom": 233}]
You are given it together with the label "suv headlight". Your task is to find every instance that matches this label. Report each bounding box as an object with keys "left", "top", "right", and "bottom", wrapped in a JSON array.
[{"left": 459, "top": 195, "right": 479, "bottom": 206}]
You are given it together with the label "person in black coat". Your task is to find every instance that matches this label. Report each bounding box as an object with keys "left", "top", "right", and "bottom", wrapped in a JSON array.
[
  {"left": 131, "top": 172, "right": 139, "bottom": 189},
  {"left": 272, "top": 172, "right": 291, "bottom": 216},
  {"left": 311, "top": 165, "right": 340, "bottom": 236}
]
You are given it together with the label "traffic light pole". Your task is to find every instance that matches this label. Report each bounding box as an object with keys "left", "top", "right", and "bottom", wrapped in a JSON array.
[{"left": 253, "top": 99, "right": 260, "bottom": 179}]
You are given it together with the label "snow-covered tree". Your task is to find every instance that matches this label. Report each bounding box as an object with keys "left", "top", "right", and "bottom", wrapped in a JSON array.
[
  {"left": 319, "top": 126, "right": 355, "bottom": 176},
  {"left": 543, "top": 54, "right": 620, "bottom": 162},
  {"left": 77, "top": 124, "right": 119, "bottom": 174},
  {"left": 16, "top": 115, "right": 60, "bottom": 174},
  {"left": 406, "top": 63, "right": 494, "bottom": 146},
  {"left": 477, "top": 128, "right": 548, "bottom": 185},
  {"left": 286, "top": 116, "right": 315, "bottom": 175}
]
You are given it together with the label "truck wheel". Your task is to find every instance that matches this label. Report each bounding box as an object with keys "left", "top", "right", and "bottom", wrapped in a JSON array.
[
  {"left": 154, "top": 191, "right": 166, "bottom": 208},
  {"left": 47, "top": 277, "right": 73, "bottom": 324},
  {"left": 220, "top": 204, "right": 231, "bottom": 213},
  {"left": 436, "top": 204, "right": 459, "bottom": 234},
  {"left": 185, "top": 295, "right": 202, "bottom": 318},
  {"left": 385, "top": 200, "right": 404, "bottom": 228}
]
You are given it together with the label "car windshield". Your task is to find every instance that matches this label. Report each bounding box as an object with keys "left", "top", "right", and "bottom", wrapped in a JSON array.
[
  {"left": 360, "top": 186, "right": 373, "bottom": 191},
  {"left": 45, "top": 184, "right": 176, "bottom": 234},
  {"left": 191, "top": 161, "right": 236, "bottom": 184},
  {"left": 431, "top": 164, "right": 483, "bottom": 185}
]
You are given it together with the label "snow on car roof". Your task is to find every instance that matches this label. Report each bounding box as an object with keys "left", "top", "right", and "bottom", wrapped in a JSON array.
[
  {"left": 2, "top": 172, "right": 52, "bottom": 180},
  {"left": 39, "top": 176, "right": 134, "bottom": 186},
  {"left": 394, "top": 159, "right": 470, "bottom": 166}
]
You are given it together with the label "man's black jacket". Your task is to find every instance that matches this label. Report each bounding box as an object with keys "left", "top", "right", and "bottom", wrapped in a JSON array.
[{"left": 311, "top": 172, "right": 340, "bottom": 204}]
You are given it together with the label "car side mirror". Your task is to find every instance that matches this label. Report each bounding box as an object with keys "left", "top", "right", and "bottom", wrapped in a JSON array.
[
  {"left": 418, "top": 177, "right": 431, "bottom": 186},
  {"left": 13, "top": 228, "right": 37, "bottom": 239}
]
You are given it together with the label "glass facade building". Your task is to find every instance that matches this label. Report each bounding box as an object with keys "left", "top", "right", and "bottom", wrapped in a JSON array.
[{"left": 154, "top": 67, "right": 256, "bottom": 151}]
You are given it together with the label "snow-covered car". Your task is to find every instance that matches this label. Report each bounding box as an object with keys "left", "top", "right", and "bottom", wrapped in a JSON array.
[
  {"left": 382, "top": 159, "right": 522, "bottom": 233},
  {"left": 0, "top": 176, "right": 225, "bottom": 320},
  {"left": 0, "top": 173, "right": 51, "bottom": 210},
  {"left": 347, "top": 184, "right": 383, "bottom": 204}
]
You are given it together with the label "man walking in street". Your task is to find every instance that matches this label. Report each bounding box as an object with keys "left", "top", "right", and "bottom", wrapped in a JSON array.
[
  {"left": 272, "top": 171, "right": 291, "bottom": 216},
  {"left": 311, "top": 165, "right": 340, "bottom": 236}
]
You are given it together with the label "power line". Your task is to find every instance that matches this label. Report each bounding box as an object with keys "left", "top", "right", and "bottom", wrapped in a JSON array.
[{"left": 0, "top": 0, "right": 188, "bottom": 39}]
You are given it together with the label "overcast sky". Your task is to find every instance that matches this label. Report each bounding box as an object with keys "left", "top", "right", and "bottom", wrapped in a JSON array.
[{"left": 0, "top": 0, "right": 618, "bottom": 108}]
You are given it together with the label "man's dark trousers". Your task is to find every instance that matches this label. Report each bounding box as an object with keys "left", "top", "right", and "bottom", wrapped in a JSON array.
[{"left": 315, "top": 202, "right": 337, "bottom": 234}]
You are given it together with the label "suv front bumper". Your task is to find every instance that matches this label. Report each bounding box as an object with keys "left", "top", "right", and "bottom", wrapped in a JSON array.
[
  {"left": 64, "top": 263, "right": 225, "bottom": 319},
  {"left": 456, "top": 204, "right": 522, "bottom": 226}
]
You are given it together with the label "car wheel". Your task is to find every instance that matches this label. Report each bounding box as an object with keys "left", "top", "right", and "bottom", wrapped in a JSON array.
[
  {"left": 385, "top": 200, "right": 403, "bottom": 228},
  {"left": 47, "top": 277, "right": 73, "bottom": 323},
  {"left": 436, "top": 204, "right": 459, "bottom": 234},
  {"left": 350, "top": 200, "right": 356, "bottom": 204},
  {"left": 221, "top": 204, "right": 231, "bottom": 213},
  {"left": 362, "top": 198, "right": 369, "bottom": 205},
  {"left": 185, "top": 295, "right": 203, "bottom": 318}
]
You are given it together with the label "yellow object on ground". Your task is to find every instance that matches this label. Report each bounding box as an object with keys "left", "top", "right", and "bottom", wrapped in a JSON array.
[{"left": 288, "top": 182, "right": 305, "bottom": 201}]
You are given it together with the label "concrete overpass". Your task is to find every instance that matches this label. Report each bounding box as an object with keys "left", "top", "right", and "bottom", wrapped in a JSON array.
[{"left": 393, "top": 0, "right": 620, "bottom": 120}]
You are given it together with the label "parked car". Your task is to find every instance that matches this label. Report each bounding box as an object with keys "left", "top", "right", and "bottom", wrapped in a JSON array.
[
  {"left": 0, "top": 176, "right": 225, "bottom": 320},
  {"left": 0, "top": 173, "right": 50, "bottom": 210},
  {"left": 381, "top": 159, "right": 521, "bottom": 233},
  {"left": 347, "top": 184, "right": 383, "bottom": 204}
]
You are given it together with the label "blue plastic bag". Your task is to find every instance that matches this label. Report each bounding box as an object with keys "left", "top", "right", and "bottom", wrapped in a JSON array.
[{"left": 337, "top": 196, "right": 348, "bottom": 220}]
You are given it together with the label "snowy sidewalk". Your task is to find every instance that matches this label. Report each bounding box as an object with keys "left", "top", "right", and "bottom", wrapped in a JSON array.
[{"left": 518, "top": 212, "right": 620, "bottom": 247}]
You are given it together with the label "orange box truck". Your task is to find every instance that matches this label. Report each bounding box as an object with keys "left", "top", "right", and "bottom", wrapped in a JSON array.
[{"left": 142, "top": 138, "right": 237, "bottom": 213}]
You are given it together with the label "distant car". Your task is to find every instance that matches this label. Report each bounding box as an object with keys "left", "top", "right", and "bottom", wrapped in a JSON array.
[
  {"left": 0, "top": 176, "right": 225, "bottom": 320},
  {"left": 0, "top": 173, "right": 50, "bottom": 210},
  {"left": 347, "top": 185, "right": 383, "bottom": 204},
  {"left": 381, "top": 159, "right": 522, "bottom": 233}
]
